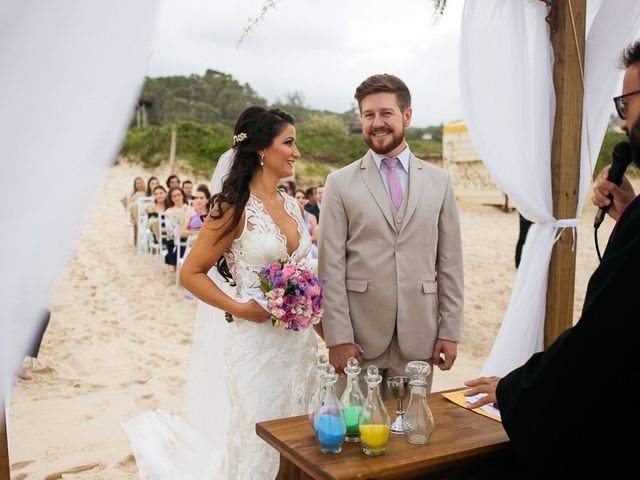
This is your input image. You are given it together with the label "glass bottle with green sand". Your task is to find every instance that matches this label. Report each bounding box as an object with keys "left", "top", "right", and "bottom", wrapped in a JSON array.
[
  {"left": 358, "top": 365, "right": 391, "bottom": 456},
  {"left": 313, "top": 364, "right": 346, "bottom": 454},
  {"left": 339, "top": 357, "right": 365, "bottom": 442}
]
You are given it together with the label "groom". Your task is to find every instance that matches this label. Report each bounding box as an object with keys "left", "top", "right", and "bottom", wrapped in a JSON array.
[{"left": 319, "top": 74, "right": 464, "bottom": 398}]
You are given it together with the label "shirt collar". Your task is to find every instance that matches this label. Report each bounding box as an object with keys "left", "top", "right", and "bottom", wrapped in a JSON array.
[{"left": 371, "top": 144, "right": 411, "bottom": 172}]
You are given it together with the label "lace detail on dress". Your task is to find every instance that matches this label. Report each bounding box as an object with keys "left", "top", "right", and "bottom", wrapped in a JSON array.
[{"left": 222, "top": 190, "right": 316, "bottom": 480}]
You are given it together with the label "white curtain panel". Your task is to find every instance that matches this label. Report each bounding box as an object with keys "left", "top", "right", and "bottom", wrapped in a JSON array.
[
  {"left": 460, "top": 0, "right": 640, "bottom": 377},
  {"left": 0, "top": 0, "right": 158, "bottom": 413}
]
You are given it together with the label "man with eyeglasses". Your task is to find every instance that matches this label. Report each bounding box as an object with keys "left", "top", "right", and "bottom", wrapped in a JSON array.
[{"left": 463, "top": 41, "right": 640, "bottom": 478}]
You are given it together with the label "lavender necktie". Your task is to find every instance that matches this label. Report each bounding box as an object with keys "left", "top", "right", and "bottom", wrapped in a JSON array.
[{"left": 382, "top": 157, "right": 403, "bottom": 209}]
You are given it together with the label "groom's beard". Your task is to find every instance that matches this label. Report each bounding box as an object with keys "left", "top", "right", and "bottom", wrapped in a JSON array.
[
  {"left": 363, "top": 125, "right": 405, "bottom": 156},
  {"left": 628, "top": 117, "right": 640, "bottom": 168}
]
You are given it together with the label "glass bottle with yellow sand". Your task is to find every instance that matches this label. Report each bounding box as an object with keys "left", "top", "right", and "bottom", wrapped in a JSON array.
[{"left": 358, "top": 365, "right": 391, "bottom": 456}]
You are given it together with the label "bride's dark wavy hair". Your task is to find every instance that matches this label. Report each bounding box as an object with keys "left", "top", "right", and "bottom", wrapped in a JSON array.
[{"left": 209, "top": 106, "right": 295, "bottom": 281}]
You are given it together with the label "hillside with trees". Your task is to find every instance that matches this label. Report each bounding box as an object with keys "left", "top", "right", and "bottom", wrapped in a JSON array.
[
  {"left": 119, "top": 70, "right": 627, "bottom": 182},
  {"left": 119, "top": 71, "right": 442, "bottom": 181}
]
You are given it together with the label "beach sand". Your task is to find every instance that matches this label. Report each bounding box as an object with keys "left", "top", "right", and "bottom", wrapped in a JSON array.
[{"left": 8, "top": 161, "right": 618, "bottom": 478}]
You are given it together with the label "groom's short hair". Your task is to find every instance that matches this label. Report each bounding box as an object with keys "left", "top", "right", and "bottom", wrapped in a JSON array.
[{"left": 354, "top": 74, "right": 411, "bottom": 112}]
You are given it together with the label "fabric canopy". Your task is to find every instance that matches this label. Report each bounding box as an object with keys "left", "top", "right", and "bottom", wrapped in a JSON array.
[
  {"left": 460, "top": 0, "right": 640, "bottom": 377},
  {"left": 0, "top": 0, "right": 158, "bottom": 417}
]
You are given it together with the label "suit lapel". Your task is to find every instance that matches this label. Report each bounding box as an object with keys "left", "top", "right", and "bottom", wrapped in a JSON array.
[
  {"left": 399, "top": 154, "right": 424, "bottom": 235},
  {"left": 360, "top": 152, "right": 397, "bottom": 233}
]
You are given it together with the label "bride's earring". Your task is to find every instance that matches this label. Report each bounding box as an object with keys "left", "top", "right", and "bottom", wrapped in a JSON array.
[{"left": 260, "top": 154, "right": 265, "bottom": 166}]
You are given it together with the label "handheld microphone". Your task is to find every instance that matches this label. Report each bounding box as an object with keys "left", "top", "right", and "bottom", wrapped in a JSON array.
[{"left": 593, "top": 141, "right": 633, "bottom": 229}]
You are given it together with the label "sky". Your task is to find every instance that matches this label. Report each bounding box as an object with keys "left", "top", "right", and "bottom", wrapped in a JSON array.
[{"left": 146, "top": 0, "right": 465, "bottom": 127}]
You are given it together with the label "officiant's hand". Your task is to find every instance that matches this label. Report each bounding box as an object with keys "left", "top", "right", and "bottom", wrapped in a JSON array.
[
  {"left": 235, "top": 300, "right": 270, "bottom": 323},
  {"left": 432, "top": 339, "right": 457, "bottom": 371},
  {"left": 329, "top": 343, "right": 364, "bottom": 375},
  {"left": 592, "top": 166, "right": 636, "bottom": 221},
  {"left": 463, "top": 376, "right": 501, "bottom": 409}
]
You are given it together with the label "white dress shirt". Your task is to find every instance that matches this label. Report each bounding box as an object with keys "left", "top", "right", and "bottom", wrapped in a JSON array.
[{"left": 371, "top": 144, "right": 410, "bottom": 198}]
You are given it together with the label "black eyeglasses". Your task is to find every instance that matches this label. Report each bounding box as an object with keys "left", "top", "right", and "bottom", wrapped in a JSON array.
[{"left": 613, "top": 89, "right": 640, "bottom": 120}]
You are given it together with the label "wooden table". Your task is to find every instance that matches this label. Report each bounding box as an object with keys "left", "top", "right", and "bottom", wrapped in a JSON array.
[{"left": 256, "top": 390, "right": 526, "bottom": 479}]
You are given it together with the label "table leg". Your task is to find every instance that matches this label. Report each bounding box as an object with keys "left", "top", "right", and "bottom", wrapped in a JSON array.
[{"left": 276, "top": 454, "right": 313, "bottom": 480}]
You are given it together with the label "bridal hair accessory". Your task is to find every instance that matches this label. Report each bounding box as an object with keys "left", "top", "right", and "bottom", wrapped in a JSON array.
[{"left": 232, "top": 132, "right": 248, "bottom": 147}]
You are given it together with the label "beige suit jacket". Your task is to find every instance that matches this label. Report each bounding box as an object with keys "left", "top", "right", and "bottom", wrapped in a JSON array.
[{"left": 318, "top": 151, "right": 464, "bottom": 360}]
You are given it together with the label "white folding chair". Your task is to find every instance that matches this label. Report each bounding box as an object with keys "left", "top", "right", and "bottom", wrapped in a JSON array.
[
  {"left": 147, "top": 212, "right": 166, "bottom": 270},
  {"left": 135, "top": 196, "right": 155, "bottom": 255},
  {"left": 174, "top": 230, "right": 189, "bottom": 287}
]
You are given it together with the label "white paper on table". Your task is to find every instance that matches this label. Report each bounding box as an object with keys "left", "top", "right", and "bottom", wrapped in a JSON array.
[{"left": 464, "top": 393, "right": 502, "bottom": 419}]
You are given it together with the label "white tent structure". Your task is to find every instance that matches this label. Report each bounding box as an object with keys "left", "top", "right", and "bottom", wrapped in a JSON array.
[
  {"left": 460, "top": 0, "right": 640, "bottom": 376},
  {"left": 0, "top": 1, "right": 158, "bottom": 477}
]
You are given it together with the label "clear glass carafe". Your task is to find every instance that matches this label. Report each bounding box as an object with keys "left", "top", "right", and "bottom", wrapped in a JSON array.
[
  {"left": 307, "top": 354, "right": 330, "bottom": 426},
  {"left": 402, "top": 360, "right": 435, "bottom": 444},
  {"left": 313, "top": 365, "right": 346, "bottom": 454},
  {"left": 358, "top": 365, "right": 391, "bottom": 456},
  {"left": 339, "top": 357, "right": 365, "bottom": 443}
]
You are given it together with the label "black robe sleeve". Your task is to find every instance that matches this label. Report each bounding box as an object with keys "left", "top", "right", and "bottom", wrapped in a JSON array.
[{"left": 496, "top": 199, "right": 640, "bottom": 478}]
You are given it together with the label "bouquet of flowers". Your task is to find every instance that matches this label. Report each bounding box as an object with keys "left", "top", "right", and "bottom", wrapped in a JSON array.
[{"left": 259, "top": 259, "right": 325, "bottom": 331}]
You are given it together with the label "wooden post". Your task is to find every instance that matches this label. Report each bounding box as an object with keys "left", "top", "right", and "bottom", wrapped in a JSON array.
[
  {"left": 1, "top": 398, "right": 9, "bottom": 480},
  {"left": 545, "top": 0, "right": 586, "bottom": 347},
  {"left": 168, "top": 129, "right": 177, "bottom": 175}
]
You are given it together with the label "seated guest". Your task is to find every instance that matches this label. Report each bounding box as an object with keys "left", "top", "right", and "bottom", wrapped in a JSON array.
[
  {"left": 127, "top": 176, "right": 147, "bottom": 246},
  {"left": 180, "top": 184, "right": 211, "bottom": 243},
  {"left": 180, "top": 184, "right": 211, "bottom": 299},
  {"left": 164, "top": 187, "right": 189, "bottom": 269},
  {"left": 182, "top": 179, "right": 194, "bottom": 202},
  {"left": 127, "top": 176, "right": 146, "bottom": 206},
  {"left": 277, "top": 184, "right": 289, "bottom": 195},
  {"left": 317, "top": 183, "right": 325, "bottom": 206},
  {"left": 147, "top": 185, "right": 168, "bottom": 245},
  {"left": 146, "top": 176, "right": 159, "bottom": 197},
  {"left": 285, "top": 179, "right": 296, "bottom": 196},
  {"left": 294, "top": 189, "right": 318, "bottom": 259},
  {"left": 147, "top": 185, "right": 168, "bottom": 216},
  {"left": 304, "top": 186, "right": 320, "bottom": 223},
  {"left": 166, "top": 174, "right": 180, "bottom": 190}
]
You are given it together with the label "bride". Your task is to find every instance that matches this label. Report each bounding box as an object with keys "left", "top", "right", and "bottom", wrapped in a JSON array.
[{"left": 123, "top": 106, "right": 321, "bottom": 479}]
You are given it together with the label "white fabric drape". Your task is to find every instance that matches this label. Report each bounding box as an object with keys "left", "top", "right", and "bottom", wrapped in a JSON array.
[
  {"left": 460, "top": 0, "right": 640, "bottom": 377},
  {"left": 0, "top": 0, "right": 157, "bottom": 413}
]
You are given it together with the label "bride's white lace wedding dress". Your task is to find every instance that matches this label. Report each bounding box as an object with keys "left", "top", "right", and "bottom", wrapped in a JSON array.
[{"left": 123, "top": 191, "right": 318, "bottom": 479}]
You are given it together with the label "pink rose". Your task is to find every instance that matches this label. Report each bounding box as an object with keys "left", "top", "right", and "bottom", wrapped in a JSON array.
[{"left": 281, "top": 263, "right": 297, "bottom": 282}]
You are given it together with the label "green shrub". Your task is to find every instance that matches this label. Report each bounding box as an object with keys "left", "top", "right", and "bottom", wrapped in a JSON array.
[{"left": 120, "top": 121, "right": 233, "bottom": 174}]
